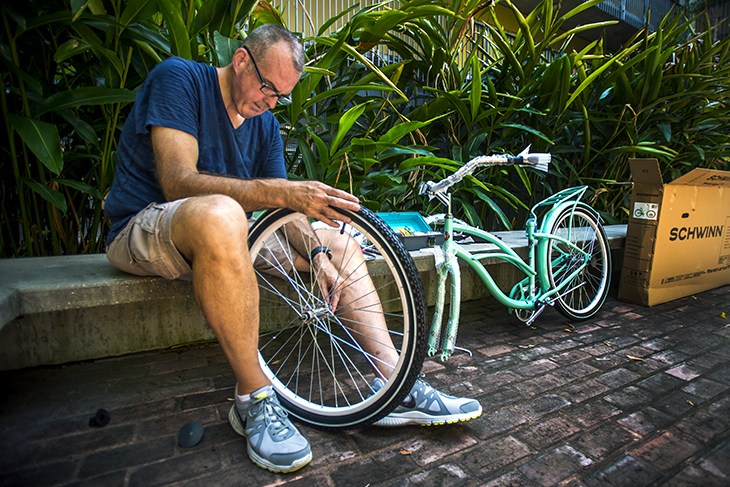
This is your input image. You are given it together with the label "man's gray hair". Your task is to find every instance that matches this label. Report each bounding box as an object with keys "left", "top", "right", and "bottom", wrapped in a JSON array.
[{"left": 243, "top": 24, "right": 304, "bottom": 73}]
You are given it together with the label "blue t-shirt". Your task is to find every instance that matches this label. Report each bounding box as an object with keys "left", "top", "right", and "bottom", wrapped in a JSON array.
[{"left": 104, "top": 57, "right": 286, "bottom": 242}]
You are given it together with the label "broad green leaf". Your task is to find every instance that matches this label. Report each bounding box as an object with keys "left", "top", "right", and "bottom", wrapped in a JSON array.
[
  {"left": 494, "top": 123, "right": 553, "bottom": 145},
  {"left": 297, "top": 138, "right": 320, "bottom": 181},
  {"left": 399, "top": 157, "right": 460, "bottom": 171},
  {"left": 692, "top": 144, "right": 706, "bottom": 161},
  {"left": 609, "top": 145, "right": 677, "bottom": 158},
  {"left": 582, "top": 104, "right": 591, "bottom": 163},
  {"left": 213, "top": 31, "right": 241, "bottom": 66},
  {"left": 549, "top": 21, "right": 619, "bottom": 49},
  {"left": 474, "top": 187, "right": 512, "bottom": 230},
  {"left": 54, "top": 39, "right": 90, "bottom": 63},
  {"left": 132, "top": 39, "right": 164, "bottom": 64},
  {"left": 192, "top": 0, "right": 231, "bottom": 34},
  {"left": 312, "top": 133, "right": 330, "bottom": 173},
  {"left": 557, "top": 0, "right": 606, "bottom": 24},
  {"left": 71, "top": 0, "right": 105, "bottom": 21},
  {"left": 303, "top": 84, "right": 395, "bottom": 109},
  {"left": 21, "top": 177, "right": 67, "bottom": 214},
  {"left": 378, "top": 146, "right": 434, "bottom": 159},
  {"left": 351, "top": 138, "right": 377, "bottom": 159},
  {"left": 504, "top": 0, "right": 535, "bottom": 63},
  {"left": 304, "top": 66, "right": 336, "bottom": 76},
  {"left": 71, "top": 0, "right": 87, "bottom": 17},
  {"left": 657, "top": 121, "right": 671, "bottom": 142},
  {"left": 380, "top": 121, "right": 429, "bottom": 146},
  {"left": 157, "top": 0, "right": 191, "bottom": 59},
  {"left": 484, "top": 73, "right": 497, "bottom": 105},
  {"left": 330, "top": 102, "right": 371, "bottom": 156},
  {"left": 440, "top": 91, "right": 471, "bottom": 125},
  {"left": 7, "top": 114, "right": 63, "bottom": 174},
  {"left": 318, "top": 4, "right": 360, "bottom": 36},
  {"left": 87, "top": 0, "right": 105, "bottom": 15},
  {"left": 37, "top": 88, "right": 137, "bottom": 116},
  {"left": 316, "top": 37, "right": 408, "bottom": 101},
  {"left": 487, "top": 26, "right": 524, "bottom": 80},
  {"left": 127, "top": 24, "right": 172, "bottom": 55},
  {"left": 52, "top": 178, "right": 104, "bottom": 201},
  {"left": 57, "top": 108, "right": 98, "bottom": 147},
  {"left": 367, "top": 171, "right": 402, "bottom": 185},
  {"left": 469, "top": 55, "right": 482, "bottom": 122},
  {"left": 120, "top": 0, "right": 157, "bottom": 26},
  {"left": 455, "top": 198, "right": 481, "bottom": 228},
  {"left": 562, "top": 41, "right": 644, "bottom": 115},
  {"left": 355, "top": 10, "right": 408, "bottom": 45}
]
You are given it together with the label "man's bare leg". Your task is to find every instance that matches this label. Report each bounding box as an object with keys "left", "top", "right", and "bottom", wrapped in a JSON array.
[
  {"left": 170, "top": 194, "right": 269, "bottom": 395},
  {"left": 292, "top": 227, "right": 400, "bottom": 378}
]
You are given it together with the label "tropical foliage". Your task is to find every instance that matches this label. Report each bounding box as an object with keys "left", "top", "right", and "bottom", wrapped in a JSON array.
[{"left": 1, "top": 0, "right": 728, "bottom": 256}]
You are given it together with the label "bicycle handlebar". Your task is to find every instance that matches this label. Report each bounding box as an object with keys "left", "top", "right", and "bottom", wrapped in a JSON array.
[{"left": 419, "top": 146, "right": 550, "bottom": 197}]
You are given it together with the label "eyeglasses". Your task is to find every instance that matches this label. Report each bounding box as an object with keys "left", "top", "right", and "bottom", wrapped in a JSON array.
[{"left": 243, "top": 46, "right": 293, "bottom": 106}]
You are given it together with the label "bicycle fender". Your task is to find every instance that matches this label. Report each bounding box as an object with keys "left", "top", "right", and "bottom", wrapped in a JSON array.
[{"left": 536, "top": 201, "right": 600, "bottom": 294}]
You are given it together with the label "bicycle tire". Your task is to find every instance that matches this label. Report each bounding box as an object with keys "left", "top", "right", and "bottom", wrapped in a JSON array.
[
  {"left": 543, "top": 205, "right": 611, "bottom": 320},
  {"left": 248, "top": 206, "right": 428, "bottom": 429}
]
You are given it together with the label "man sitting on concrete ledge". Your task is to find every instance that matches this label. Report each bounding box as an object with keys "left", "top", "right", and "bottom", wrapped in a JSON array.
[{"left": 103, "top": 24, "right": 481, "bottom": 474}]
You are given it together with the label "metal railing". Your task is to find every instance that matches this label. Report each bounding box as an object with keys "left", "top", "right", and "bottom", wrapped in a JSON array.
[{"left": 597, "top": 0, "right": 676, "bottom": 30}]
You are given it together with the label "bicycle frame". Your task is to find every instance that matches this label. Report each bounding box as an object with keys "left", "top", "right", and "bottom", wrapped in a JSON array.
[{"left": 428, "top": 186, "right": 597, "bottom": 361}]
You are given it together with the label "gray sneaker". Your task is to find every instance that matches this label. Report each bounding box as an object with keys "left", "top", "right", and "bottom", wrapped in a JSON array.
[
  {"left": 228, "top": 384, "right": 312, "bottom": 473},
  {"left": 372, "top": 378, "right": 482, "bottom": 427}
]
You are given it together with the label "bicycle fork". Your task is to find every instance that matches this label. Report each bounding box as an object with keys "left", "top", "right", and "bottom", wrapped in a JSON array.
[{"left": 428, "top": 214, "right": 462, "bottom": 362}]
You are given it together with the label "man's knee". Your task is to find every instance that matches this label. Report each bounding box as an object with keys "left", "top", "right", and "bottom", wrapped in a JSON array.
[
  {"left": 176, "top": 195, "right": 248, "bottom": 237},
  {"left": 172, "top": 195, "right": 251, "bottom": 260}
]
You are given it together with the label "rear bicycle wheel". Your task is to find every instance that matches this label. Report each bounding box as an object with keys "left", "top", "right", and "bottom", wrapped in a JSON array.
[
  {"left": 248, "top": 206, "right": 427, "bottom": 429},
  {"left": 544, "top": 206, "right": 611, "bottom": 320}
]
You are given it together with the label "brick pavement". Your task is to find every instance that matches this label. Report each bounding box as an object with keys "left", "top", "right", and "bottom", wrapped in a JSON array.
[{"left": 1, "top": 284, "right": 729, "bottom": 487}]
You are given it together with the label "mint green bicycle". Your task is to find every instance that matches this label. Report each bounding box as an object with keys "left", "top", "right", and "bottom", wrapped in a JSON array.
[
  {"left": 250, "top": 148, "right": 610, "bottom": 429},
  {"left": 419, "top": 147, "right": 611, "bottom": 361}
]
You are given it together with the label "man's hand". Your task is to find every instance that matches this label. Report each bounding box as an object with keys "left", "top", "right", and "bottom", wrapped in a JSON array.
[
  {"left": 285, "top": 181, "right": 360, "bottom": 227},
  {"left": 310, "top": 254, "right": 344, "bottom": 312}
]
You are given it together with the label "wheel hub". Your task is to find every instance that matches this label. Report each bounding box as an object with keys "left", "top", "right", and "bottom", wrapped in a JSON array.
[{"left": 299, "top": 306, "right": 331, "bottom": 324}]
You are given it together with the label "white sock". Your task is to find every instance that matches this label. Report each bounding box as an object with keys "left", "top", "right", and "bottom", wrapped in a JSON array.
[{"left": 235, "top": 393, "right": 251, "bottom": 420}]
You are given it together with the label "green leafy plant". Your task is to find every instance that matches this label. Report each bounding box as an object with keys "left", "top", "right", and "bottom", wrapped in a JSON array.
[
  {"left": 2, "top": 0, "right": 728, "bottom": 257},
  {"left": 0, "top": 0, "right": 256, "bottom": 256}
]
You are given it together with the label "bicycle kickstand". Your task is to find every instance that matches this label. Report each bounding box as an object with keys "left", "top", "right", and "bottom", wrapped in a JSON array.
[
  {"left": 525, "top": 280, "right": 587, "bottom": 326},
  {"left": 524, "top": 303, "right": 548, "bottom": 327}
]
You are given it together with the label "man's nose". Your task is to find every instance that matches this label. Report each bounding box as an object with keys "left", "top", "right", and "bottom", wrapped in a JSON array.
[{"left": 264, "top": 95, "right": 277, "bottom": 110}]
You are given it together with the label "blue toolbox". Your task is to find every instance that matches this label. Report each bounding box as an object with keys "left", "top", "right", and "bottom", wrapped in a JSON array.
[{"left": 376, "top": 212, "right": 445, "bottom": 251}]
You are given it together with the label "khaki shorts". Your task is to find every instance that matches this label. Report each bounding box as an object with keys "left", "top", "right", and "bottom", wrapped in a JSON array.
[{"left": 106, "top": 199, "right": 297, "bottom": 281}]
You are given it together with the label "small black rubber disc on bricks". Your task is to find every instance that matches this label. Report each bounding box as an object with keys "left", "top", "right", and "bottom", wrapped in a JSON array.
[
  {"left": 89, "top": 409, "right": 111, "bottom": 427},
  {"left": 178, "top": 421, "right": 204, "bottom": 448}
]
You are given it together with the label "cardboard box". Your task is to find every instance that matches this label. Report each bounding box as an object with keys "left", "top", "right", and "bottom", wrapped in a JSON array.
[
  {"left": 618, "top": 159, "right": 730, "bottom": 306},
  {"left": 376, "top": 212, "right": 445, "bottom": 251}
]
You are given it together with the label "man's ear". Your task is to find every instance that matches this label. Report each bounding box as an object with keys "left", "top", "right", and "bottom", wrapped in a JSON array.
[{"left": 231, "top": 47, "right": 248, "bottom": 73}]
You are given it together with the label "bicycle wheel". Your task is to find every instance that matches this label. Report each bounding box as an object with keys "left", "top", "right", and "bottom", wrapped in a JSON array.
[
  {"left": 544, "top": 205, "right": 611, "bottom": 320},
  {"left": 248, "top": 206, "right": 428, "bottom": 429}
]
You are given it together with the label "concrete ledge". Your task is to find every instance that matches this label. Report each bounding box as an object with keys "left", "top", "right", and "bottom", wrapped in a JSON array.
[
  {"left": 0, "top": 255, "right": 195, "bottom": 325},
  {"left": 0, "top": 225, "right": 626, "bottom": 370}
]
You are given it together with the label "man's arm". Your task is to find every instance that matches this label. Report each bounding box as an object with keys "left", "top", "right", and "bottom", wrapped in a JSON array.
[{"left": 151, "top": 126, "right": 360, "bottom": 226}]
